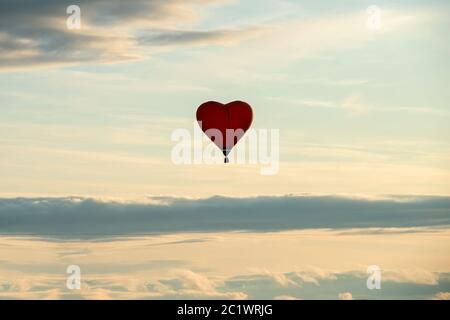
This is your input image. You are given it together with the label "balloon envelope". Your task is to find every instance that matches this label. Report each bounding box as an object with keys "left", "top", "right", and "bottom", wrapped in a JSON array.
[{"left": 196, "top": 100, "right": 253, "bottom": 162}]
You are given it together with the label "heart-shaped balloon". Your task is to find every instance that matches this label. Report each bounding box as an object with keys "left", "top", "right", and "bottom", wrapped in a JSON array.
[{"left": 196, "top": 100, "right": 253, "bottom": 163}]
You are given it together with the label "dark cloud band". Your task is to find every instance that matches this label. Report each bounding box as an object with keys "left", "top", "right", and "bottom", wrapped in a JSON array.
[{"left": 0, "top": 195, "right": 449, "bottom": 237}]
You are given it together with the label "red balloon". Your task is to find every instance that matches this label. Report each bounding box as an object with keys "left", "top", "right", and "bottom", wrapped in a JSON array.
[{"left": 196, "top": 100, "right": 253, "bottom": 163}]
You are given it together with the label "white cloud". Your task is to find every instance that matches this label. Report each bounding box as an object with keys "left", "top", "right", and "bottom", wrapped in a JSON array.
[
  {"left": 273, "top": 295, "right": 299, "bottom": 300},
  {"left": 432, "top": 292, "right": 450, "bottom": 300},
  {"left": 268, "top": 95, "right": 449, "bottom": 116},
  {"left": 338, "top": 292, "right": 353, "bottom": 300},
  {"left": 147, "top": 269, "right": 248, "bottom": 299},
  {"left": 383, "top": 269, "right": 439, "bottom": 286}
]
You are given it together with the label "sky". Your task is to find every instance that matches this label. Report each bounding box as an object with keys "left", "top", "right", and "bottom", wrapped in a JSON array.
[{"left": 0, "top": 0, "right": 449, "bottom": 299}]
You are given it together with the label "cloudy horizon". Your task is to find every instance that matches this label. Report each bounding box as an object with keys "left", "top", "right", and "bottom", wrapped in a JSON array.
[{"left": 1, "top": 194, "right": 449, "bottom": 237}]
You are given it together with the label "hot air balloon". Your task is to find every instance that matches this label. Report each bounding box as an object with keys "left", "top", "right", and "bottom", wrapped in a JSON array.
[{"left": 196, "top": 101, "right": 253, "bottom": 163}]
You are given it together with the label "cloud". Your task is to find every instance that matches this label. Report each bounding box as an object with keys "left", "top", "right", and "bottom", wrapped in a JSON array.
[
  {"left": 1, "top": 2, "right": 433, "bottom": 72},
  {"left": 162, "top": 269, "right": 247, "bottom": 299},
  {"left": 268, "top": 95, "right": 450, "bottom": 116},
  {"left": 0, "top": 0, "right": 263, "bottom": 71},
  {"left": 432, "top": 292, "right": 450, "bottom": 300},
  {"left": 0, "top": 267, "right": 248, "bottom": 300},
  {"left": 273, "top": 295, "right": 299, "bottom": 300},
  {"left": 228, "top": 268, "right": 337, "bottom": 289},
  {"left": 0, "top": 195, "right": 449, "bottom": 237},
  {"left": 0, "top": 0, "right": 141, "bottom": 70},
  {"left": 1, "top": 254, "right": 449, "bottom": 299},
  {"left": 338, "top": 292, "right": 353, "bottom": 300},
  {"left": 336, "top": 227, "right": 438, "bottom": 235},
  {"left": 382, "top": 269, "right": 440, "bottom": 286},
  {"left": 138, "top": 27, "right": 266, "bottom": 46},
  {"left": 349, "top": 268, "right": 441, "bottom": 286}
]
